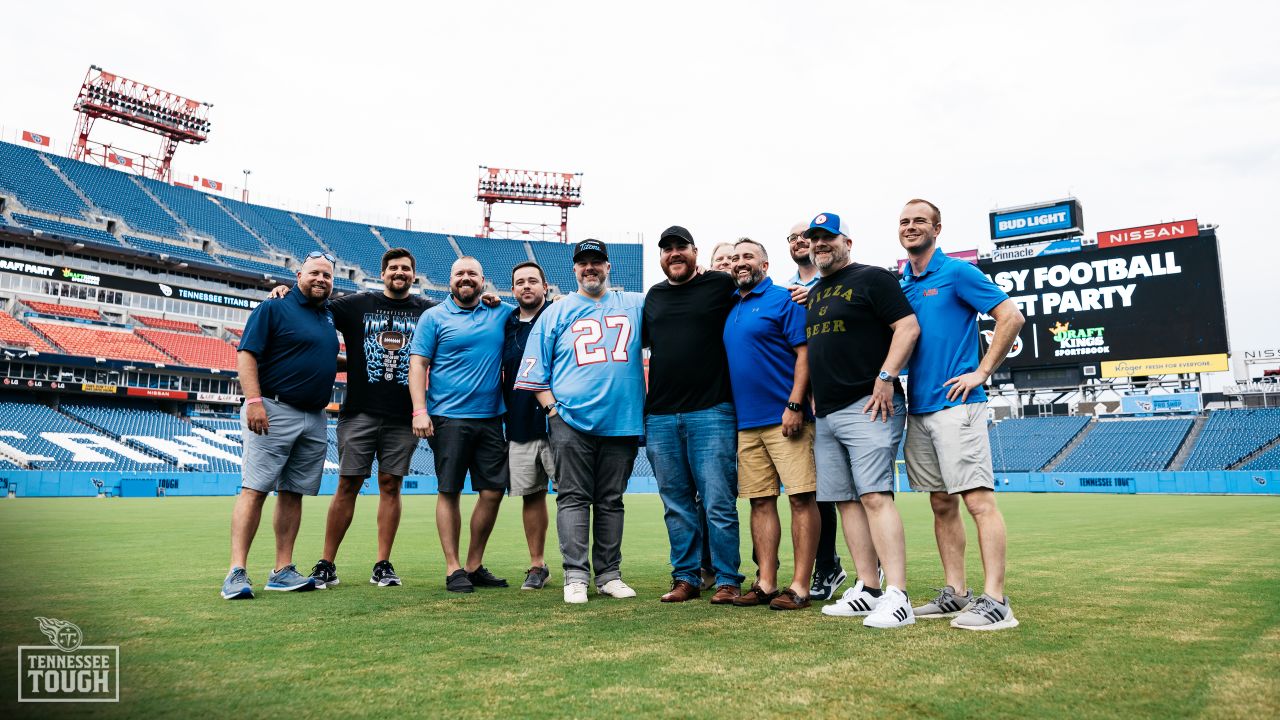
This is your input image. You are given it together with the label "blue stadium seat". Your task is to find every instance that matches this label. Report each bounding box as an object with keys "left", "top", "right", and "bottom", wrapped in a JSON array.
[
  {"left": 1242, "top": 443, "right": 1280, "bottom": 471},
  {"left": 215, "top": 254, "right": 294, "bottom": 281},
  {"left": 607, "top": 242, "right": 644, "bottom": 292},
  {"left": 124, "top": 236, "right": 220, "bottom": 266},
  {"left": 10, "top": 213, "right": 121, "bottom": 247},
  {"left": 1183, "top": 408, "right": 1280, "bottom": 470},
  {"left": 454, "top": 236, "right": 532, "bottom": 287},
  {"left": 1055, "top": 418, "right": 1193, "bottom": 472},
  {"left": 46, "top": 155, "right": 184, "bottom": 238},
  {"left": 377, "top": 227, "right": 460, "bottom": 285},
  {"left": 298, "top": 215, "right": 386, "bottom": 277},
  {"left": 987, "top": 416, "right": 1091, "bottom": 472},
  {"left": 137, "top": 177, "right": 267, "bottom": 255},
  {"left": 0, "top": 397, "right": 171, "bottom": 471},
  {"left": 61, "top": 400, "right": 243, "bottom": 472},
  {"left": 220, "top": 199, "right": 326, "bottom": 262},
  {"left": 526, "top": 241, "right": 577, "bottom": 291},
  {"left": 0, "top": 142, "right": 89, "bottom": 218}
]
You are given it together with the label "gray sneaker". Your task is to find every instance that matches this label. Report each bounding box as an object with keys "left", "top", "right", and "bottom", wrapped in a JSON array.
[
  {"left": 913, "top": 585, "right": 974, "bottom": 619},
  {"left": 951, "top": 594, "right": 1019, "bottom": 631},
  {"left": 265, "top": 564, "right": 318, "bottom": 592},
  {"left": 521, "top": 565, "right": 550, "bottom": 590},
  {"left": 221, "top": 567, "right": 254, "bottom": 600}
]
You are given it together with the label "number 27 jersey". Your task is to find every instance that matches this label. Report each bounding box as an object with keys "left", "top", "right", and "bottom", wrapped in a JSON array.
[{"left": 514, "top": 291, "right": 646, "bottom": 436}]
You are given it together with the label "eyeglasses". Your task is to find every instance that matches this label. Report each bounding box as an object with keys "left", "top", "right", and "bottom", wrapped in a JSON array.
[
  {"left": 787, "top": 234, "right": 806, "bottom": 244},
  {"left": 306, "top": 250, "right": 337, "bottom": 263}
]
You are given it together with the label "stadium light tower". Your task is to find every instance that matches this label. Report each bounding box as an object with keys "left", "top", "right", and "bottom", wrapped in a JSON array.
[
  {"left": 69, "top": 65, "right": 212, "bottom": 182},
  {"left": 477, "top": 167, "right": 583, "bottom": 243},
  {"left": 242, "top": 169, "right": 251, "bottom": 202},
  {"left": 405, "top": 200, "right": 413, "bottom": 231},
  {"left": 325, "top": 187, "right": 334, "bottom": 219}
]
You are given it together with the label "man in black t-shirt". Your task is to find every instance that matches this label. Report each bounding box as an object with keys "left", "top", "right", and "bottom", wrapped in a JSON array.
[
  {"left": 802, "top": 212, "right": 922, "bottom": 629},
  {"left": 643, "top": 225, "right": 744, "bottom": 604},
  {"left": 502, "top": 261, "right": 557, "bottom": 591},
  {"left": 282, "top": 248, "right": 436, "bottom": 589}
]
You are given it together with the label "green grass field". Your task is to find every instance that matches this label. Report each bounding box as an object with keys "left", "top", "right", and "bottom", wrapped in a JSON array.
[{"left": 1, "top": 493, "right": 1277, "bottom": 719}]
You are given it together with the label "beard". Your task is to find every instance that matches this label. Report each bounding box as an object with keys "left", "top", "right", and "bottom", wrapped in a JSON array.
[
  {"left": 579, "top": 273, "right": 607, "bottom": 295},
  {"left": 517, "top": 292, "right": 544, "bottom": 311},
  {"left": 661, "top": 256, "right": 695, "bottom": 283},
  {"left": 734, "top": 266, "right": 764, "bottom": 289},
  {"left": 451, "top": 281, "right": 479, "bottom": 303}
]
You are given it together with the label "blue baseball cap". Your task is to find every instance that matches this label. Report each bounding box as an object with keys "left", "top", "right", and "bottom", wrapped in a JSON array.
[{"left": 802, "top": 212, "right": 851, "bottom": 239}]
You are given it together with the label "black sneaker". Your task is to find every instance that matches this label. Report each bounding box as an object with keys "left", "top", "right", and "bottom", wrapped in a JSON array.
[
  {"left": 467, "top": 565, "right": 509, "bottom": 588},
  {"left": 809, "top": 561, "right": 847, "bottom": 601},
  {"left": 521, "top": 565, "right": 550, "bottom": 590},
  {"left": 309, "top": 559, "right": 339, "bottom": 588},
  {"left": 370, "top": 560, "right": 401, "bottom": 587},
  {"left": 446, "top": 568, "right": 474, "bottom": 593}
]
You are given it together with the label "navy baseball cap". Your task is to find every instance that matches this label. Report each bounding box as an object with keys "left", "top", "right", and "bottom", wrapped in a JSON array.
[
  {"left": 572, "top": 238, "right": 609, "bottom": 262},
  {"left": 802, "top": 212, "right": 851, "bottom": 239}
]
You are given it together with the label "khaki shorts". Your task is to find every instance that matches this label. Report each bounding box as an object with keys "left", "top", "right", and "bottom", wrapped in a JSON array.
[
  {"left": 904, "top": 402, "right": 995, "bottom": 494},
  {"left": 737, "top": 423, "right": 817, "bottom": 499},
  {"left": 508, "top": 438, "right": 556, "bottom": 496}
]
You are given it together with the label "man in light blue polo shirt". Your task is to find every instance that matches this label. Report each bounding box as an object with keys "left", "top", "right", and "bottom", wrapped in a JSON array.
[
  {"left": 898, "top": 198, "right": 1025, "bottom": 631},
  {"left": 409, "top": 256, "right": 515, "bottom": 594},
  {"left": 722, "top": 238, "right": 820, "bottom": 612}
]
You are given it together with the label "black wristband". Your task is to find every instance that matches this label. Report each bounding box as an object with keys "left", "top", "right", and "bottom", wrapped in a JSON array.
[{"left": 786, "top": 402, "right": 802, "bottom": 412}]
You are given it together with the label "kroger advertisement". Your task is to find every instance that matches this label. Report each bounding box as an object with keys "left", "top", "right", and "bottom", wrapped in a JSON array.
[{"left": 977, "top": 230, "right": 1229, "bottom": 374}]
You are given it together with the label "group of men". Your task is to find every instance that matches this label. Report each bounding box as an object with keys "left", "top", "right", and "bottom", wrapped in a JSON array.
[{"left": 220, "top": 198, "right": 1026, "bottom": 631}]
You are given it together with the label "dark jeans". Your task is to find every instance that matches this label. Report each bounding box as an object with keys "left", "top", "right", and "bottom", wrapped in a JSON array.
[{"left": 547, "top": 415, "right": 638, "bottom": 587}]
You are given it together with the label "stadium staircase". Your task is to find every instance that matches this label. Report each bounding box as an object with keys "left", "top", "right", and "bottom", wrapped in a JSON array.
[
  {"left": 36, "top": 154, "right": 99, "bottom": 217},
  {"left": 1231, "top": 435, "right": 1280, "bottom": 470},
  {"left": 130, "top": 176, "right": 195, "bottom": 236},
  {"left": 1168, "top": 415, "right": 1209, "bottom": 470},
  {"left": 1042, "top": 418, "right": 1097, "bottom": 472}
]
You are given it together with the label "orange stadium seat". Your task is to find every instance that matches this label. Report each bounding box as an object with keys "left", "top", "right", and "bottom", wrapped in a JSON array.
[
  {"left": 0, "top": 314, "right": 55, "bottom": 352},
  {"left": 31, "top": 321, "right": 173, "bottom": 363},
  {"left": 23, "top": 300, "right": 103, "bottom": 321},
  {"left": 132, "top": 315, "right": 203, "bottom": 333},
  {"left": 136, "top": 329, "right": 238, "bottom": 370}
]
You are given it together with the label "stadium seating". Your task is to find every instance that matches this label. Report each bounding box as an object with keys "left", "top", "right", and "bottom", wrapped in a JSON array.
[
  {"left": 46, "top": 155, "right": 184, "bottom": 238},
  {"left": 215, "top": 254, "right": 294, "bottom": 280},
  {"left": 1182, "top": 408, "right": 1280, "bottom": 470},
  {"left": 607, "top": 242, "right": 644, "bottom": 292},
  {"left": 1055, "top": 418, "right": 1194, "bottom": 472},
  {"left": 299, "top": 215, "right": 386, "bottom": 277},
  {"left": 136, "top": 329, "right": 238, "bottom": 370},
  {"left": 22, "top": 300, "right": 103, "bottom": 321},
  {"left": 0, "top": 314, "right": 55, "bottom": 352},
  {"left": 137, "top": 176, "right": 267, "bottom": 255},
  {"left": 377, "top": 227, "right": 460, "bottom": 285},
  {"left": 0, "top": 143, "right": 89, "bottom": 218},
  {"left": 32, "top": 321, "right": 173, "bottom": 363},
  {"left": 455, "top": 236, "right": 533, "bottom": 285},
  {"left": 333, "top": 276, "right": 361, "bottom": 293},
  {"left": 221, "top": 200, "right": 326, "bottom": 262},
  {"left": 526, "top": 240, "right": 577, "bottom": 291},
  {"left": 124, "top": 235, "right": 220, "bottom": 266},
  {"left": 0, "top": 397, "right": 168, "bottom": 471},
  {"left": 61, "top": 400, "right": 242, "bottom": 472},
  {"left": 226, "top": 327, "right": 243, "bottom": 338},
  {"left": 132, "top": 315, "right": 203, "bottom": 333},
  {"left": 988, "top": 416, "right": 1092, "bottom": 472},
  {"left": 10, "top": 213, "right": 122, "bottom": 247},
  {"left": 1241, "top": 443, "right": 1280, "bottom": 471}
]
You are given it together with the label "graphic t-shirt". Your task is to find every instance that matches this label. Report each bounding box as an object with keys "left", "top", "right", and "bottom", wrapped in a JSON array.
[
  {"left": 805, "top": 263, "right": 914, "bottom": 417},
  {"left": 330, "top": 291, "right": 436, "bottom": 419}
]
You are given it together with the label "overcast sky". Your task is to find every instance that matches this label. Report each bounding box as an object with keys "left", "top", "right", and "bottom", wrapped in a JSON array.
[{"left": 3, "top": 1, "right": 1278, "bottom": 377}]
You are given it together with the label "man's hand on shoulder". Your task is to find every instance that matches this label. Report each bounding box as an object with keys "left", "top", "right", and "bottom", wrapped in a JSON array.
[
  {"left": 788, "top": 285, "right": 810, "bottom": 305},
  {"left": 267, "top": 284, "right": 291, "bottom": 300}
]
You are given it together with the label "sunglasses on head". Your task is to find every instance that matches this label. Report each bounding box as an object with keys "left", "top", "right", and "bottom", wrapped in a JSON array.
[{"left": 305, "top": 250, "right": 337, "bottom": 263}]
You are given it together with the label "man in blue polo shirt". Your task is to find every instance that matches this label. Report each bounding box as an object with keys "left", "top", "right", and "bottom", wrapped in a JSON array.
[
  {"left": 898, "top": 198, "right": 1025, "bottom": 631},
  {"left": 409, "top": 256, "right": 515, "bottom": 594},
  {"left": 722, "top": 238, "right": 820, "bottom": 612},
  {"left": 222, "top": 252, "right": 339, "bottom": 600}
]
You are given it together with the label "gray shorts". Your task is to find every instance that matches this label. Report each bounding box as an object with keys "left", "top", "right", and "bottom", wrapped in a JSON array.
[
  {"left": 336, "top": 412, "right": 418, "bottom": 478},
  {"left": 814, "top": 394, "right": 905, "bottom": 502},
  {"left": 509, "top": 438, "right": 556, "bottom": 496},
  {"left": 240, "top": 398, "right": 329, "bottom": 496},
  {"left": 905, "top": 402, "right": 995, "bottom": 494}
]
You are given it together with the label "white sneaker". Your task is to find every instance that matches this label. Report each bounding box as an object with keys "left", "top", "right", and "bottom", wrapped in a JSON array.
[
  {"left": 863, "top": 585, "right": 915, "bottom": 628},
  {"left": 821, "top": 580, "right": 881, "bottom": 617},
  {"left": 563, "top": 582, "right": 589, "bottom": 604},
  {"left": 598, "top": 579, "right": 636, "bottom": 598}
]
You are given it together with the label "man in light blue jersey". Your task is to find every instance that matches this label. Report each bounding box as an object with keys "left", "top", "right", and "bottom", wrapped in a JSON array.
[
  {"left": 409, "top": 256, "right": 515, "bottom": 594},
  {"left": 514, "top": 239, "right": 647, "bottom": 605}
]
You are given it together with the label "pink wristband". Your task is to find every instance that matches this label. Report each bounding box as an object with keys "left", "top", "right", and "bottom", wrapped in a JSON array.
[
  {"left": 412, "top": 409, "right": 427, "bottom": 417},
  {"left": 245, "top": 397, "right": 263, "bottom": 406}
]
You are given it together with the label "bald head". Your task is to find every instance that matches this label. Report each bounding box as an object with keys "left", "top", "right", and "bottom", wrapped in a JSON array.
[{"left": 449, "top": 256, "right": 484, "bottom": 307}]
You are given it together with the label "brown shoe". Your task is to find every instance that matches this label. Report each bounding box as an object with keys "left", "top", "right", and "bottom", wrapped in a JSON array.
[
  {"left": 709, "top": 584, "right": 741, "bottom": 604},
  {"left": 732, "top": 583, "right": 779, "bottom": 607},
  {"left": 769, "top": 588, "right": 812, "bottom": 611},
  {"left": 660, "top": 580, "right": 701, "bottom": 603}
]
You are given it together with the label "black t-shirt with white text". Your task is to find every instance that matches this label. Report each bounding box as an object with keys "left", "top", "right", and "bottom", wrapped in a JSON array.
[
  {"left": 805, "top": 263, "right": 914, "bottom": 417},
  {"left": 643, "top": 270, "right": 737, "bottom": 415},
  {"left": 331, "top": 291, "right": 436, "bottom": 419}
]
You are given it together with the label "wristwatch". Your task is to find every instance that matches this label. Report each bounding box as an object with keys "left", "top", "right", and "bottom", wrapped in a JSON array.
[
  {"left": 785, "top": 402, "right": 803, "bottom": 412},
  {"left": 540, "top": 401, "right": 560, "bottom": 414},
  {"left": 877, "top": 370, "right": 894, "bottom": 383}
]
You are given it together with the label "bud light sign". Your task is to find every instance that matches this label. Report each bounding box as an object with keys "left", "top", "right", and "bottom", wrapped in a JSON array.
[{"left": 990, "top": 199, "right": 1084, "bottom": 244}]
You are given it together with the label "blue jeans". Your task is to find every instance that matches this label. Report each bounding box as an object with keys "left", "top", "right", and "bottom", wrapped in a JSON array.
[{"left": 645, "top": 402, "right": 744, "bottom": 587}]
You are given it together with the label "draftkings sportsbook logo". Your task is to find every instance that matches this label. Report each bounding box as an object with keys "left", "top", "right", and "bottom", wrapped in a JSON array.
[
  {"left": 1050, "top": 321, "right": 1109, "bottom": 358},
  {"left": 18, "top": 617, "right": 119, "bottom": 703}
]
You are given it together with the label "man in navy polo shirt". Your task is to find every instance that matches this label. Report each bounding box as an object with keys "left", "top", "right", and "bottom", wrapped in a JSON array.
[
  {"left": 898, "top": 198, "right": 1025, "bottom": 631},
  {"left": 221, "top": 252, "right": 340, "bottom": 600},
  {"left": 409, "top": 256, "right": 515, "bottom": 594},
  {"left": 722, "top": 238, "right": 820, "bottom": 612}
]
